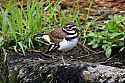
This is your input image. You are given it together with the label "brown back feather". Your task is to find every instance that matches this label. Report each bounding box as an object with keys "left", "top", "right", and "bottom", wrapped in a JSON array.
[{"left": 49, "top": 28, "right": 67, "bottom": 43}]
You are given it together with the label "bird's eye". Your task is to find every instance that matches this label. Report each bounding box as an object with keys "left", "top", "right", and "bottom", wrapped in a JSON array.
[{"left": 67, "top": 27, "right": 72, "bottom": 30}]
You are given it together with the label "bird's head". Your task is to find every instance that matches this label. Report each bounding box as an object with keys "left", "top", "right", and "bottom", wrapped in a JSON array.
[
  {"left": 63, "top": 22, "right": 79, "bottom": 34},
  {"left": 64, "top": 22, "right": 77, "bottom": 31}
]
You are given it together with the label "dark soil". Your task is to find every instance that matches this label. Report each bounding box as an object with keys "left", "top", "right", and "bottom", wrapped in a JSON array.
[{"left": 8, "top": 45, "right": 125, "bottom": 69}]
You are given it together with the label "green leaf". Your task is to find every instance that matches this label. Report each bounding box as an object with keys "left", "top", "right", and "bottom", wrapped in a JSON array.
[
  {"left": 92, "top": 44, "right": 99, "bottom": 48},
  {"left": 110, "top": 32, "right": 123, "bottom": 39},
  {"left": 110, "top": 15, "right": 124, "bottom": 24},
  {"left": 0, "top": 36, "right": 4, "bottom": 48},
  {"left": 102, "top": 44, "right": 107, "bottom": 50},
  {"left": 105, "top": 15, "right": 124, "bottom": 32},
  {"left": 88, "top": 39, "right": 96, "bottom": 45},
  {"left": 87, "top": 32, "right": 96, "bottom": 37},
  {"left": 18, "top": 42, "right": 25, "bottom": 55},
  {"left": 105, "top": 46, "right": 112, "bottom": 58}
]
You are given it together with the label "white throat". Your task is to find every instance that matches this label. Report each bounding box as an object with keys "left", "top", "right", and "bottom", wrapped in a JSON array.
[{"left": 62, "top": 28, "right": 76, "bottom": 34}]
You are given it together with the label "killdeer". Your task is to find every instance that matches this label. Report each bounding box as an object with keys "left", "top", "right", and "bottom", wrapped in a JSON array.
[
  {"left": 37, "top": 22, "right": 79, "bottom": 52},
  {"left": 35, "top": 22, "right": 79, "bottom": 64}
]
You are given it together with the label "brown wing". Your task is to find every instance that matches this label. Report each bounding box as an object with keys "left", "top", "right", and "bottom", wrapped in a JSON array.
[{"left": 49, "top": 28, "right": 67, "bottom": 43}]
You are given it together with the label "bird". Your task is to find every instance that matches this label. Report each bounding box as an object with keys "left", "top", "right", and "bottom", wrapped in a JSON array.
[
  {"left": 35, "top": 22, "right": 80, "bottom": 64},
  {"left": 36, "top": 22, "right": 79, "bottom": 51}
]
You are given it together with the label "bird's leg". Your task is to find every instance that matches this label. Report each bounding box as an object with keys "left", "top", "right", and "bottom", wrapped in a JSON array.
[
  {"left": 58, "top": 51, "right": 66, "bottom": 65},
  {"left": 61, "top": 55, "right": 66, "bottom": 65}
]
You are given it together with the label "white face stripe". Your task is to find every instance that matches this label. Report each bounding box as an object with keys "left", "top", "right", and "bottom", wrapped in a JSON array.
[
  {"left": 62, "top": 28, "right": 76, "bottom": 34},
  {"left": 67, "top": 24, "right": 73, "bottom": 27},
  {"left": 66, "top": 30, "right": 76, "bottom": 34},
  {"left": 68, "top": 26, "right": 77, "bottom": 30},
  {"left": 66, "top": 33, "right": 78, "bottom": 38},
  {"left": 72, "top": 26, "right": 76, "bottom": 29},
  {"left": 66, "top": 25, "right": 76, "bottom": 29}
]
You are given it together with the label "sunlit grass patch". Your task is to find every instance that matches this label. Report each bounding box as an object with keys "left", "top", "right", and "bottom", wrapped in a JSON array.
[{"left": 0, "top": 0, "right": 44, "bottom": 54}]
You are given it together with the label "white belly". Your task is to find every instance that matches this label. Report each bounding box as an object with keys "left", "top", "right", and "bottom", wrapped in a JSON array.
[{"left": 58, "top": 38, "right": 79, "bottom": 51}]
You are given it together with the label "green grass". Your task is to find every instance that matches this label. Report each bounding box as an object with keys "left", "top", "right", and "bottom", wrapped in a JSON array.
[{"left": 0, "top": 0, "right": 41, "bottom": 54}]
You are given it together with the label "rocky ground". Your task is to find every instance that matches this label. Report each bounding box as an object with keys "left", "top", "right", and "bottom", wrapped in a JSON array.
[{"left": 7, "top": 44, "right": 125, "bottom": 83}]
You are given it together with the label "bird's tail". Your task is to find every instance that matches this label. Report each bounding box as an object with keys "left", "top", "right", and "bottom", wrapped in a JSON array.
[
  {"left": 45, "top": 43, "right": 60, "bottom": 53},
  {"left": 34, "top": 33, "right": 59, "bottom": 53},
  {"left": 34, "top": 33, "right": 51, "bottom": 45}
]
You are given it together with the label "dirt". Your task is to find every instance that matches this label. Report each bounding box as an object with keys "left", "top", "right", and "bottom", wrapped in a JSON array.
[{"left": 8, "top": 45, "right": 125, "bottom": 69}]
